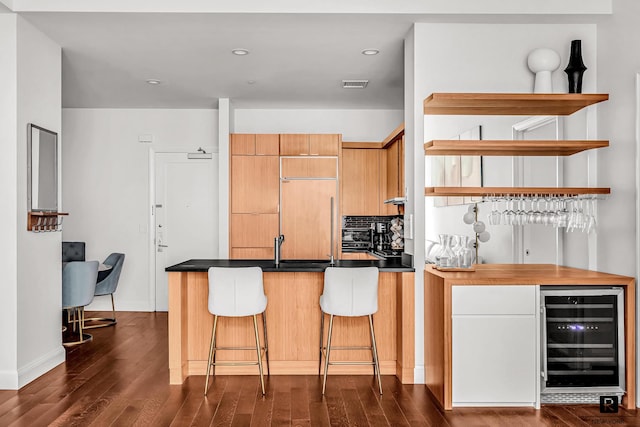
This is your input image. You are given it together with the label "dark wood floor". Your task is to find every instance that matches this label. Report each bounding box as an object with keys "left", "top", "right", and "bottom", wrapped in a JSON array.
[{"left": 0, "top": 312, "right": 638, "bottom": 426}]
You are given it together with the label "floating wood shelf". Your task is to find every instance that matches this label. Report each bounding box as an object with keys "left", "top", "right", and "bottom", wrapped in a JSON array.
[
  {"left": 423, "top": 93, "right": 609, "bottom": 116},
  {"left": 424, "top": 140, "right": 609, "bottom": 156},
  {"left": 27, "top": 211, "right": 68, "bottom": 232},
  {"left": 424, "top": 187, "right": 611, "bottom": 197}
]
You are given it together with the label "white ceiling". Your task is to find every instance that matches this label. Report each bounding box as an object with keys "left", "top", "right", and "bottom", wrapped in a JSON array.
[
  {"left": 9, "top": 1, "right": 611, "bottom": 110},
  {"left": 20, "top": 13, "right": 410, "bottom": 109}
]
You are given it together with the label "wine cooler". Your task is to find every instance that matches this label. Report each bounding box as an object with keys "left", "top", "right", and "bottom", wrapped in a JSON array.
[{"left": 541, "top": 287, "right": 625, "bottom": 404}]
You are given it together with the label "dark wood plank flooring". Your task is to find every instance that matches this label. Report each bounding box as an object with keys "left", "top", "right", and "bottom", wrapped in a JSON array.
[{"left": 0, "top": 312, "right": 638, "bottom": 426}]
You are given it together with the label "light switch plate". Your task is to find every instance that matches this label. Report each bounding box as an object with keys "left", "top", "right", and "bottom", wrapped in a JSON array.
[{"left": 138, "top": 134, "right": 153, "bottom": 143}]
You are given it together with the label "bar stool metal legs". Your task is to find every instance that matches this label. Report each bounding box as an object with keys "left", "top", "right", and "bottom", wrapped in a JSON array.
[
  {"left": 369, "top": 314, "right": 383, "bottom": 395},
  {"left": 319, "top": 313, "right": 382, "bottom": 395},
  {"left": 204, "top": 312, "right": 270, "bottom": 396}
]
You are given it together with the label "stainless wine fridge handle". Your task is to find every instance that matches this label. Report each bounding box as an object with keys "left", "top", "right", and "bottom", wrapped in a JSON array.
[{"left": 541, "top": 304, "right": 548, "bottom": 382}]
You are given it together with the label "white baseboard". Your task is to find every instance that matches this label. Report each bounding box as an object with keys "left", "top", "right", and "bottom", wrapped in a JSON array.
[
  {"left": 85, "top": 297, "right": 154, "bottom": 312},
  {"left": 0, "top": 370, "right": 19, "bottom": 390},
  {"left": 12, "top": 346, "right": 65, "bottom": 389},
  {"left": 414, "top": 365, "right": 425, "bottom": 384}
]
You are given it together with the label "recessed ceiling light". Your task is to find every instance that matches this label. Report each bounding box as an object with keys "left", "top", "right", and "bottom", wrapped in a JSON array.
[
  {"left": 146, "top": 79, "right": 162, "bottom": 85},
  {"left": 232, "top": 48, "right": 250, "bottom": 56},
  {"left": 247, "top": 80, "right": 256, "bottom": 85},
  {"left": 361, "top": 49, "right": 380, "bottom": 56}
]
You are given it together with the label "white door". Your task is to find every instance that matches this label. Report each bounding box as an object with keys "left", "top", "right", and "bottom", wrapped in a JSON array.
[
  {"left": 154, "top": 152, "right": 218, "bottom": 311},
  {"left": 517, "top": 117, "right": 562, "bottom": 264}
]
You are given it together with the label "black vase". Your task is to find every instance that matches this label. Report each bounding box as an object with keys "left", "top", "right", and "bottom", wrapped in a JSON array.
[{"left": 564, "top": 40, "right": 587, "bottom": 93}]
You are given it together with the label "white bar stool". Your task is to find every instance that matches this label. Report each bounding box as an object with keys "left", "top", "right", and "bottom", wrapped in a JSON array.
[
  {"left": 204, "top": 266, "right": 270, "bottom": 395},
  {"left": 318, "top": 266, "right": 382, "bottom": 394}
]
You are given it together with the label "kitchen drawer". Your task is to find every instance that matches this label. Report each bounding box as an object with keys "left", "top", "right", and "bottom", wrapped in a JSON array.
[
  {"left": 230, "top": 213, "right": 279, "bottom": 247},
  {"left": 452, "top": 285, "right": 536, "bottom": 315}
]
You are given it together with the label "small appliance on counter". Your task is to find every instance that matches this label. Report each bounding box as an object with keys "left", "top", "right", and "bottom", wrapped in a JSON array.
[{"left": 342, "top": 215, "right": 403, "bottom": 259}]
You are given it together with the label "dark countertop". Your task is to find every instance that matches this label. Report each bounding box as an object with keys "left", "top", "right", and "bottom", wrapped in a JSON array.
[{"left": 166, "top": 258, "right": 414, "bottom": 273}]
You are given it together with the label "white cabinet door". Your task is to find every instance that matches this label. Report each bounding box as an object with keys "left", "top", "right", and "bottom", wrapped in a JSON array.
[{"left": 452, "top": 285, "right": 538, "bottom": 406}]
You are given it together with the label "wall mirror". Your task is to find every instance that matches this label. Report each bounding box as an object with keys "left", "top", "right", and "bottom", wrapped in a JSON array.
[{"left": 27, "top": 123, "right": 58, "bottom": 212}]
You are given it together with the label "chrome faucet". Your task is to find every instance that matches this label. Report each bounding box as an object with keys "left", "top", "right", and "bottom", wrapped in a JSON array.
[{"left": 274, "top": 234, "right": 285, "bottom": 266}]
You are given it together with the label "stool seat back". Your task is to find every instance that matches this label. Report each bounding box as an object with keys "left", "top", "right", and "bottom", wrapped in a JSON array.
[
  {"left": 208, "top": 266, "right": 267, "bottom": 317},
  {"left": 320, "top": 267, "right": 379, "bottom": 317}
]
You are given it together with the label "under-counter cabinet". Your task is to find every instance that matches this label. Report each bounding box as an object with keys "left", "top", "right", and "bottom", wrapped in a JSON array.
[
  {"left": 424, "top": 264, "right": 636, "bottom": 410},
  {"left": 452, "top": 285, "right": 538, "bottom": 407}
]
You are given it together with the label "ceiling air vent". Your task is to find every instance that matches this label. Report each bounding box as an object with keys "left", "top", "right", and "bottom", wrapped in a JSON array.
[{"left": 342, "top": 79, "right": 369, "bottom": 89}]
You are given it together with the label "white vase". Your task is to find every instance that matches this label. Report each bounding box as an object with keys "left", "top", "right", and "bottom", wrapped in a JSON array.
[{"left": 527, "top": 48, "right": 561, "bottom": 94}]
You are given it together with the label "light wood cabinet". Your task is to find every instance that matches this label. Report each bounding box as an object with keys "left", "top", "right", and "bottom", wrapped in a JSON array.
[
  {"left": 280, "top": 179, "right": 337, "bottom": 260},
  {"left": 382, "top": 135, "right": 404, "bottom": 214},
  {"left": 230, "top": 247, "right": 274, "bottom": 259},
  {"left": 230, "top": 213, "right": 279, "bottom": 247},
  {"left": 281, "top": 157, "right": 337, "bottom": 178},
  {"left": 280, "top": 133, "right": 340, "bottom": 156},
  {"left": 230, "top": 134, "right": 280, "bottom": 259},
  {"left": 230, "top": 156, "right": 279, "bottom": 213},
  {"left": 231, "top": 133, "right": 280, "bottom": 156},
  {"left": 341, "top": 148, "right": 382, "bottom": 215}
]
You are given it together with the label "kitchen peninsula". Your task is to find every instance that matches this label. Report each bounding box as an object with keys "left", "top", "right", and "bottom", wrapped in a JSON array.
[{"left": 166, "top": 259, "right": 415, "bottom": 385}]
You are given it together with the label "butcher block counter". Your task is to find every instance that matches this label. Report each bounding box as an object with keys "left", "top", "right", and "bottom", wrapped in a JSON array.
[
  {"left": 424, "top": 264, "right": 635, "bottom": 410},
  {"left": 167, "top": 259, "right": 415, "bottom": 384}
]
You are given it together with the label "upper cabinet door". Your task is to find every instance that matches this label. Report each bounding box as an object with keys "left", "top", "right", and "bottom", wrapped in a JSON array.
[
  {"left": 232, "top": 133, "right": 280, "bottom": 155},
  {"left": 230, "top": 134, "right": 256, "bottom": 155},
  {"left": 341, "top": 148, "right": 381, "bottom": 215},
  {"left": 280, "top": 134, "right": 309, "bottom": 155},
  {"left": 230, "top": 156, "right": 279, "bottom": 213},
  {"left": 279, "top": 134, "right": 340, "bottom": 156},
  {"left": 309, "top": 134, "right": 340, "bottom": 156},
  {"left": 255, "top": 134, "right": 280, "bottom": 156}
]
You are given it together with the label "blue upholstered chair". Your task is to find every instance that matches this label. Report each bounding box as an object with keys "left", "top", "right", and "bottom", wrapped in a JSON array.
[
  {"left": 62, "top": 261, "right": 99, "bottom": 346},
  {"left": 84, "top": 253, "right": 125, "bottom": 329},
  {"left": 62, "top": 241, "right": 85, "bottom": 264}
]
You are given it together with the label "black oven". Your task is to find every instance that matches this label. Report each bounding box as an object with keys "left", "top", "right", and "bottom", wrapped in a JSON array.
[
  {"left": 541, "top": 287, "right": 625, "bottom": 401},
  {"left": 341, "top": 228, "right": 372, "bottom": 252}
]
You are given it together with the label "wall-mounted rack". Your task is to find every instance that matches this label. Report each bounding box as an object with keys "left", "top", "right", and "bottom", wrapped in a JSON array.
[
  {"left": 28, "top": 211, "right": 68, "bottom": 232},
  {"left": 425, "top": 187, "right": 611, "bottom": 198}
]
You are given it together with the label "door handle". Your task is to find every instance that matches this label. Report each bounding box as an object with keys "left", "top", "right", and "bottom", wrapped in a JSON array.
[{"left": 158, "top": 244, "right": 169, "bottom": 248}]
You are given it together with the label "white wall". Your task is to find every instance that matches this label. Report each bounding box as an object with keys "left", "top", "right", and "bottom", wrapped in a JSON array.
[
  {"left": 417, "top": 23, "right": 597, "bottom": 265},
  {"left": 596, "top": 0, "right": 639, "bottom": 278},
  {"left": 0, "top": 14, "right": 64, "bottom": 389},
  {"left": 16, "top": 14, "right": 64, "bottom": 388},
  {"left": 409, "top": 22, "right": 597, "bottom": 383},
  {"left": 233, "top": 108, "right": 403, "bottom": 142},
  {"left": 62, "top": 108, "right": 218, "bottom": 311},
  {"left": 0, "top": 13, "right": 19, "bottom": 389}
]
